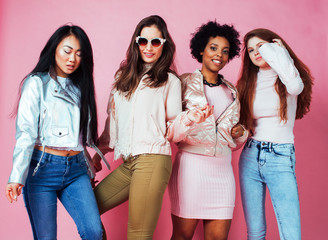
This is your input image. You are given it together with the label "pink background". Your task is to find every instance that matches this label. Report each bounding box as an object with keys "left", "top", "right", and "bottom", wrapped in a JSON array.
[{"left": 1, "top": 0, "right": 327, "bottom": 239}]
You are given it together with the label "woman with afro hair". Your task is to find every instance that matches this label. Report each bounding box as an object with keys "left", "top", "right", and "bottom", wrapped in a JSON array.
[{"left": 168, "top": 21, "right": 247, "bottom": 239}]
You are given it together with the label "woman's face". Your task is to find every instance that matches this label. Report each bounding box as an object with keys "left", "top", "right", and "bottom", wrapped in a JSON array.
[
  {"left": 247, "top": 36, "right": 271, "bottom": 70},
  {"left": 138, "top": 25, "right": 164, "bottom": 64},
  {"left": 55, "top": 35, "right": 82, "bottom": 77},
  {"left": 201, "top": 36, "right": 230, "bottom": 74}
]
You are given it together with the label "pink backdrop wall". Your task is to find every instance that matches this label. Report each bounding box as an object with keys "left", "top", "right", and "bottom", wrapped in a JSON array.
[{"left": 1, "top": 0, "right": 327, "bottom": 239}]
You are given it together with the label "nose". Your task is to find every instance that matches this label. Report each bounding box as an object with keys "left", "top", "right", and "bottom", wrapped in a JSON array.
[
  {"left": 68, "top": 53, "right": 76, "bottom": 62},
  {"left": 145, "top": 41, "right": 153, "bottom": 51}
]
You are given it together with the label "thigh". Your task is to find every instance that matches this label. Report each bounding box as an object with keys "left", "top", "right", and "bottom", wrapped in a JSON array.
[
  {"left": 203, "top": 219, "right": 231, "bottom": 240},
  {"left": 94, "top": 163, "right": 131, "bottom": 214},
  {"left": 59, "top": 173, "right": 102, "bottom": 240},
  {"left": 239, "top": 145, "right": 267, "bottom": 239},
  {"left": 23, "top": 176, "right": 58, "bottom": 240},
  {"left": 128, "top": 154, "right": 172, "bottom": 239},
  {"left": 171, "top": 214, "right": 199, "bottom": 240},
  {"left": 265, "top": 145, "right": 301, "bottom": 240}
]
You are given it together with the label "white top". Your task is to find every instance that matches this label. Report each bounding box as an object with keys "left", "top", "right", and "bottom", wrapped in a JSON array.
[
  {"left": 204, "top": 83, "right": 233, "bottom": 120},
  {"left": 252, "top": 43, "right": 304, "bottom": 144}
]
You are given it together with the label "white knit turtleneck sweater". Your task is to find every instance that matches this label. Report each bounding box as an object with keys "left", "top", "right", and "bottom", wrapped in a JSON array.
[{"left": 252, "top": 43, "right": 304, "bottom": 144}]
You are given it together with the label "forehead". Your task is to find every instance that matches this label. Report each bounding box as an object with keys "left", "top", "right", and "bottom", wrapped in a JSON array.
[
  {"left": 58, "top": 35, "right": 81, "bottom": 49},
  {"left": 247, "top": 36, "right": 267, "bottom": 48},
  {"left": 207, "top": 36, "right": 229, "bottom": 47},
  {"left": 140, "top": 25, "right": 162, "bottom": 38}
]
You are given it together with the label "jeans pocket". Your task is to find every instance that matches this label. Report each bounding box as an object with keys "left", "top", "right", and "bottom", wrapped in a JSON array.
[{"left": 272, "top": 145, "right": 293, "bottom": 158}]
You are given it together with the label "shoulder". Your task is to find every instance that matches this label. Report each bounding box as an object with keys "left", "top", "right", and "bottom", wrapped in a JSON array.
[
  {"left": 221, "top": 78, "right": 236, "bottom": 90},
  {"left": 22, "top": 73, "right": 45, "bottom": 89},
  {"left": 166, "top": 72, "right": 181, "bottom": 87}
]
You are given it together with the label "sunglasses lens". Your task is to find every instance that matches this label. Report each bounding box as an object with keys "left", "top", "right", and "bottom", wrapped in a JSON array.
[
  {"left": 138, "top": 37, "right": 148, "bottom": 47},
  {"left": 151, "top": 39, "right": 161, "bottom": 48}
]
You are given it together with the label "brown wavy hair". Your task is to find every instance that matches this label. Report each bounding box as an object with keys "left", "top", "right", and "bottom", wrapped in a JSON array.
[
  {"left": 236, "top": 28, "right": 313, "bottom": 134},
  {"left": 113, "top": 15, "right": 176, "bottom": 98}
]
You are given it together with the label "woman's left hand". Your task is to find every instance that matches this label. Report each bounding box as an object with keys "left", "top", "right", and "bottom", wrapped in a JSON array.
[
  {"left": 187, "top": 105, "right": 213, "bottom": 124},
  {"left": 231, "top": 124, "right": 245, "bottom": 139}
]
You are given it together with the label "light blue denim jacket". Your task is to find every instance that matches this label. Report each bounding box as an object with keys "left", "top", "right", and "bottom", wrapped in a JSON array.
[{"left": 8, "top": 72, "right": 110, "bottom": 185}]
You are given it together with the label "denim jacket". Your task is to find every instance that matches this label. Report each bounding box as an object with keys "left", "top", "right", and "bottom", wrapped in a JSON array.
[{"left": 8, "top": 72, "right": 110, "bottom": 185}]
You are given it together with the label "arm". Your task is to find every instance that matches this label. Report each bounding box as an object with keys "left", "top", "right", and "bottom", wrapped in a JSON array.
[
  {"left": 92, "top": 92, "right": 114, "bottom": 172},
  {"left": 259, "top": 42, "right": 304, "bottom": 95},
  {"left": 6, "top": 76, "right": 41, "bottom": 201},
  {"left": 166, "top": 75, "right": 212, "bottom": 142},
  {"left": 231, "top": 124, "right": 249, "bottom": 150}
]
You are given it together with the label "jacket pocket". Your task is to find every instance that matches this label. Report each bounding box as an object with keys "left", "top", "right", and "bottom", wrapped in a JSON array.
[{"left": 52, "top": 127, "right": 69, "bottom": 137}]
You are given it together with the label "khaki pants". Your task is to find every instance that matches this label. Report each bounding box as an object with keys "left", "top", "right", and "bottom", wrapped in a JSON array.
[{"left": 94, "top": 154, "right": 172, "bottom": 240}]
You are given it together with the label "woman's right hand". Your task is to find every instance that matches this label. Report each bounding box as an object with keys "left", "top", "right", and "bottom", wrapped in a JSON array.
[
  {"left": 6, "top": 183, "right": 24, "bottom": 203},
  {"left": 92, "top": 153, "right": 102, "bottom": 172},
  {"left": 187, "top": 105, "right": 213, "bottom": 124}
]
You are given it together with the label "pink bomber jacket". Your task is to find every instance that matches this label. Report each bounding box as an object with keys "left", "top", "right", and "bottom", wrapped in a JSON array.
[{"left": 169, "top": 70, "right": 248, "bottom": 157}]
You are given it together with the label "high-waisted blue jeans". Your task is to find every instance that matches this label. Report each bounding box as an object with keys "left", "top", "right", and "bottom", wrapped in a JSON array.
[
  {"left": 239, "top": 139, "right": 301, "bottom": 240},
  {"left": 23, "top": 149, "right": 102, "bottom": 240}
]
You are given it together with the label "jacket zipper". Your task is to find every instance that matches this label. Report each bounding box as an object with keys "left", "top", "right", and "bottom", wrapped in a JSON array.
[{"left": 33, "top": 109, "right": 47, "bottom": 176}]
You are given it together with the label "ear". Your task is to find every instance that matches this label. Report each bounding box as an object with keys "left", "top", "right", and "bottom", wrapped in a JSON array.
[{"left": 200, "top": 52, "right": 203, "bottom": 56}]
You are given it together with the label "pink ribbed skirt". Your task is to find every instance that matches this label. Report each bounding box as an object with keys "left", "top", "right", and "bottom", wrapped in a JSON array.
[{"left": 168, "top": 151, "right": 235, "bottom": 219}]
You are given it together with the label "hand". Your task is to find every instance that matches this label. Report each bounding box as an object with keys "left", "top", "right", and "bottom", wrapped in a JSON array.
[
  {"left": 231, "top": 124, "right": 245, "bottom": 139},
  {"left": 92, "top": 153, "right": 102, "bottom": 172},
  {"left": 272, "top": 38, "right": 285, "bottom": 49},
  {"left": 6, "top": 183, "right": 24, "bottom": 203},
  {"left": 187, "top": 104, "right": 213, "bottom": 124},
  {"left": 90, "top": 178, "right": 99, "bottom": 189}
]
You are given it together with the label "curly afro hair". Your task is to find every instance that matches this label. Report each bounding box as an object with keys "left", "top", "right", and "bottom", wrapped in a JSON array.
[{"left": 190, "top": 21, "right": 241, "bottom": 63}]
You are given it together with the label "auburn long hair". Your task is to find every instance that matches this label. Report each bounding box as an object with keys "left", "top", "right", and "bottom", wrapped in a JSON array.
[
  {"left": 113, "top": 15, "right": 176, "bottom": 98},
  {"left": 236, "top": 28, "right": 313, "bottom": 134}
]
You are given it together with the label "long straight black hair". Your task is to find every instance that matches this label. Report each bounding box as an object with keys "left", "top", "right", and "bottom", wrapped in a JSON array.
[{"left": 15, "top": 24, "right": 98, "bottom": 144}]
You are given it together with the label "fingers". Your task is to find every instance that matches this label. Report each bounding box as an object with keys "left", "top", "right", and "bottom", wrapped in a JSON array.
[
  {"left": 92, "top": 154, "right": 103, "bottom": 172},
  {"left": 6, "top": 183, "right": 23, "bottom": 203},
  {"left": 272, "top": 39, "right": 285, "bottom": 48}
]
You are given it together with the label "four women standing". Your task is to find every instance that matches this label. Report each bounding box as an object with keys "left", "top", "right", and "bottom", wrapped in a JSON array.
[{"left": 5, "top": 18, "right": 313, "bottom": 240}]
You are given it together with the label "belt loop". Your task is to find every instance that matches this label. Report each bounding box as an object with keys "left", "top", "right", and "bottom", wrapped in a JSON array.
[
  {"left": 247, "top": 139, "right": 252, "bottom": 148},
  {"left": 269, "top": 142, "right": 273, "bottom": 152}
]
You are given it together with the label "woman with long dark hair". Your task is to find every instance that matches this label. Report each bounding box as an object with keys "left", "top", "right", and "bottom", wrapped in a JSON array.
[
  {"left": 237, "top": 28, "right": 313, "bottom": 239},
  {"left": 93, "top": 15, "right": 210, "bottom": 239},
  {"left": 5, "top": 24, "right": 108, "bottom": 239}
]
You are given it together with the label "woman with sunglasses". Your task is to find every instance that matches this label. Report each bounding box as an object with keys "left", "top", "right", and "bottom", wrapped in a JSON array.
[
  {"left": 5, "top": 25, "right": 107, "bottom": 239},
  {"left": 168, "top": 21, "right": 247, "bottom": 240},
  {"left": 92, "top": 15, "right": 211, "bottom": 240},
  {"left": 237, "top": 28, "right": 313, "bottom": 239}
]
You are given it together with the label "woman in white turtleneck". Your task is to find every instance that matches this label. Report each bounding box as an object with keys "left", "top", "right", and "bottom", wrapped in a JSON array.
[{"left": 236, "top": 28, "right": 313, "bottom": 240}]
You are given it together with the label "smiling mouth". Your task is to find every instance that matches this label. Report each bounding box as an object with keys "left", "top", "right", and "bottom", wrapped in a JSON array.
[{"left": 144, "top": 52, "right": 155, "bottom": 58}]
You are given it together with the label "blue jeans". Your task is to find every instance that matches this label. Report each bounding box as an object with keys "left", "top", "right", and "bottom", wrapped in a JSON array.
[
  {"left": 239, "top": 139, "right": 301, "bottom": 240},
  {"left": 23, "top": 149, "right": 102, "bottom": 240}
]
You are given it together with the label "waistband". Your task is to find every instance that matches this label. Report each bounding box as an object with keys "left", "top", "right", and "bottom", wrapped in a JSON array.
[
  {"left": 32, "top": 149, "right": 85, "bottom": 163},
  {"left": 34, "top": 145, "right": 81, "bottom": 157},
  {"left": 246, "top": 138, "right": 294, "bottom": 149}
]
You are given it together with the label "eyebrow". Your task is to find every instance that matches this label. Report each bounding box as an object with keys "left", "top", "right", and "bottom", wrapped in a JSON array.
[
  {"left": 63, "top": 45, "right": 81, "bottom": 51},
  {"left": 210, "top": 43, "right": 229, "bottom": 48},
  {"left": 247, "top": 42, "right": 266, "bottom": 49}
]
